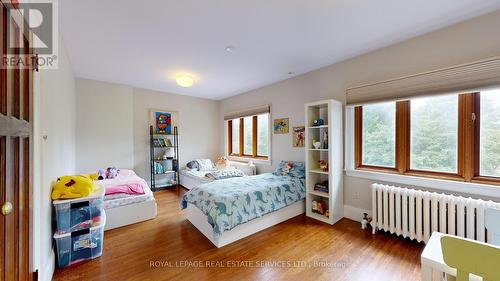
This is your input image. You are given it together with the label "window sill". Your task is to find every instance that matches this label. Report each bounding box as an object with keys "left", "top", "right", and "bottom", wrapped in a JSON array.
[
  {"left": 228, "top": 155, "right": 271, "bottom": 166},
  {"left": 346, "top": 168, "right": 500, "bottom": 199}
]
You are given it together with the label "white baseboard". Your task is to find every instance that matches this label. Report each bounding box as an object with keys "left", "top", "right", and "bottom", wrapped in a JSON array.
[
  {"left": 41, "top": 248, "right": 55, "bottom": 281},
  {"left": 343, "top": 205, "right": 371, "bottom": 223}
]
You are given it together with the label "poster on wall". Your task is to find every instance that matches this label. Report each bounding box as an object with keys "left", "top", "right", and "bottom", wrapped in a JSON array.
[
  {"left": 273, "top": 118, "right": 289, "bottom": 134},
  {"left": 292, "top": 126, "right": 305, "bottom": 147},
  {"left": 150, "top": 109, "right": 178, "bottom": 134}
]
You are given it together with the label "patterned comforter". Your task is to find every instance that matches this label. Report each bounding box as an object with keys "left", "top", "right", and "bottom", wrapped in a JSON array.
[{"left": 181, "top": 173, "right": 305, "bottom": 236}]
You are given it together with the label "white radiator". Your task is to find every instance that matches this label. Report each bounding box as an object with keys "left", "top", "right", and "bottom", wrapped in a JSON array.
[{"left": 371, "top": 183, "right": 500, "bottom": 243}]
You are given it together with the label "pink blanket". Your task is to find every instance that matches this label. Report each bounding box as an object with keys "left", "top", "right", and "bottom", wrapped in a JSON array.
[{"left": 97, "top": 169, "right": 147, "bottom": 196}]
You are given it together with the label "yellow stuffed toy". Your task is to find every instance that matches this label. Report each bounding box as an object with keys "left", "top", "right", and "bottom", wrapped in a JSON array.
[{"left": 51, "top": 175, "right": 97, "bottom": 200}]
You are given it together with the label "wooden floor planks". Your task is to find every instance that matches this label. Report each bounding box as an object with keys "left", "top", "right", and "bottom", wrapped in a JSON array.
[{"left": 53, "top": 189, "right": 424, "bottom": 281}]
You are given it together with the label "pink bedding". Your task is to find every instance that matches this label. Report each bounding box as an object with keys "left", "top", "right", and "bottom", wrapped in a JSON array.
[{"left": 97, "top": 169, "right": 148, "bottom": 196}]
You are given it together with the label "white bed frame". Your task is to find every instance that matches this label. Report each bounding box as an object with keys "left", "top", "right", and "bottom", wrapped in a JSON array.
[
  {"left": 186, "top": 199, "right": 305, "bottom": 248},
  {"left": 104, "top": 199, "right": 158, "bottom": 231}
]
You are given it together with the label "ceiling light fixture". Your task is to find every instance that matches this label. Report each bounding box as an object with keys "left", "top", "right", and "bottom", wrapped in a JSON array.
[
  {"left": 176, "top": 74, "right": 194, "bottom": 87},
  {"left": 225, "top": 46, "right": 234, "bottom": 52}
]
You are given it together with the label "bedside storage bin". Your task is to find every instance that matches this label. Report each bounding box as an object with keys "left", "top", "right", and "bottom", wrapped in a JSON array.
[
  {"left": 54, "top": 211, "right": 106, "bottom": 268},
  {"left": 53, "top": 186, "right": 105, "bottom": 234}
]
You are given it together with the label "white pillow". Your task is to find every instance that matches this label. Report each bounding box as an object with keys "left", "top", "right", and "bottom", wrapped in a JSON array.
[{"left": 196, "top": 159, "right": 215, "bottom": 171}]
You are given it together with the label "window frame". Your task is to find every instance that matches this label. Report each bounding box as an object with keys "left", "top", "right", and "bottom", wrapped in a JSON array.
[
  {"left": 227, "top": 114, "right": 269, "bottom": 160},
  {"left": 354, "top": 92, "right": 500, "bottom": 186}
]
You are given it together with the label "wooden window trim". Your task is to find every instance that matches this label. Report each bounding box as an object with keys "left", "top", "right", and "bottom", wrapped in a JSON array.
[
  {"left": 396, "top": 101, "right": 410, "bottom": 173},
  {"left": 354, "top": 92, "right": 500, "bottom": 186},
  {"left": 252, "top": 116, "right": 257, "bottom": 157},
  {"left": 227, "top": 120, "right": 233, "bottom": 155},
  {"left": 354, "top": 106, "right": 363, "bottom": 168},
  {"left": 227, "top": 114, "right": 269, "bottom": 160}
]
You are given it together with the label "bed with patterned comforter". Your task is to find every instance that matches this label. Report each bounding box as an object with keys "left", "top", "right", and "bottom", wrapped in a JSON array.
[{"left": 181, "top": 173, "right": 305, "bottom": 236}]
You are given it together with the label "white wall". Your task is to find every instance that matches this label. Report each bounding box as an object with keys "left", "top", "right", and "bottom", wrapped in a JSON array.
[
  {"left": 75, "top": 79, "right": 220, "bottom": 182},
  {"left": 219, "top": 9, "right": 500, "bottom": 215},
  {"left": 132, "top": 87, "right": 220, "bottom": 182},
  {"left": 75, "top": 79, "right": 134, "bottom": 172},
  {"left": 36, "top": 37, "right": 77, "bottom": 281}
]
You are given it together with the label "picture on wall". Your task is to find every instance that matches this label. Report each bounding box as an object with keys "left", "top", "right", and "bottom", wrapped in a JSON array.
[
  {"left": 273, "top": 118, "right": 289, "bottom": 134},
  {"left": 155, "top": 112, "right": 172, "bottom": 134},
  {"left": 150, "top": 109, "right": 178, "bottom": 135},
  {"left": 292, "top": 126, "right": 305, "bottom": 147}
]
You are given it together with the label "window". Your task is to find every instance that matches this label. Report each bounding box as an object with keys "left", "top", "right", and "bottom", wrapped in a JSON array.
[
  {"left": 480, "top": 90, "right": 500, "bottom": 177},
  {"left": 361, "top": 102, "right": 396, "bottom": 167},
  {"left": 410, "top": 95, "right": 458, "bottom": 173},
  {"left": 227, "top": 113, "right": 270, "bottom": 159},
  {"left": 231, "top": 119, "right": 240, "bottom": 155},
  {"left": 257, "top": 114, "right": 269, "bottom": 156},
  {"left": 354, "top": 89, "right": 500, "bottom": 185}
]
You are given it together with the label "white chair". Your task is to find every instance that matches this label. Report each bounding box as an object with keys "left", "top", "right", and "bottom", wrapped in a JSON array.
[{"left": 485, "top": 208, "right": 500, "bottom": 246}]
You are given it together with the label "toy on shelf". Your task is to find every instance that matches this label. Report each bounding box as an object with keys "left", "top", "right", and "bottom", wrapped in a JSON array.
[
  {"left": 313, "top": 118, "right": 324, "bottom": 126},
  {"left": 319, "top": 160, "right": 328, "bottom": 172},
  {"left": 312, "top": 199, "right": 328, "bottom": 217},
  {"left": 312, "top": 140, "right": 322, "bottom": 149},
  {"left": 322, "top": 131, "right": 328, "bottom": 149}
]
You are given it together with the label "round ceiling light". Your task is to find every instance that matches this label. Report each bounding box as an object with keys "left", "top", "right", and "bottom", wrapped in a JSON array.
[{"left": 176, "top": 74, "right": 194, "bottom": 87}]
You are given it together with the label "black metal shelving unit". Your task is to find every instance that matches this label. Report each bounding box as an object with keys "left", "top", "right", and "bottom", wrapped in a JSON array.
[{"left": 149, "top": 125, "right": 179, "bottom": 191}]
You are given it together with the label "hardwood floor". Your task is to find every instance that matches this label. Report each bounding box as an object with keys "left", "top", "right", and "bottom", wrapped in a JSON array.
[{"left": 53, "top": 189, "right": 425, "bottom": 281}]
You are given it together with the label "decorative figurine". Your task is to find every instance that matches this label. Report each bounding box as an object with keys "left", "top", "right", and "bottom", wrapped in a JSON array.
[
  {"left": 313, "top": 119, "right": 324, "bottom": 126},
  {"left": 319, "top": 160, "right": 328, "bottom": 172},
  {"left": 361, "top": 213, "right": 372, "bottom": 230},
  {"left": 313, "top": 140, "right": 322, "bottom": 149},
  {"left": 322, "top": 131, "right": 328, "bottom": 149}
]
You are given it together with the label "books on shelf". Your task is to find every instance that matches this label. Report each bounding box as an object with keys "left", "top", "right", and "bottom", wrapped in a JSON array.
[
  {"left": 313, "top": 181, "right": 329, "bottom": 193},
  {"left": 153, "top": 138, "right": 173, "bottom": 147}
]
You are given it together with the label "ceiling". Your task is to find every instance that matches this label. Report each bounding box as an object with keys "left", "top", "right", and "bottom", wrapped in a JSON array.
[{"left": 60, "top": 0, "right": 500, "bottom": 100}]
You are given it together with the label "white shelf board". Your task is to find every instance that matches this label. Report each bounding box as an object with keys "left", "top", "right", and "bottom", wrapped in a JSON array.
[
  {"left": 308, "top": 169, "right": 329, "bottom": 175},
  {"left": 308, "top": 148, "right": 328, "bottom": 151},
  {"left": 307, "top": 125, "right": 329, "bottom": 129},
  {"left": 308, "top": 190, "right": 329, "bottom": 198},
  {"left": 154, "top": 171, "right": 176, "bottom": 175},
  {"left": 307, "top": 212, "right": 332, "bottom": 224}
]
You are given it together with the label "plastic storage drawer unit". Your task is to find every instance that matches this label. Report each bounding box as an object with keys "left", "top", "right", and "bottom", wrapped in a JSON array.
[
  {"left": 54, "top": 211, "right": 106, "bottom": 268},
  {"left": 53, "top": 186, "right": 104, "bottom": 234}
]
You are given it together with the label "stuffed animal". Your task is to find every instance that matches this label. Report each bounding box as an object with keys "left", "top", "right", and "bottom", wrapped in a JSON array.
[
  {"left": 313, "top": 119, "right": 324, "bottom": 126},
  {"left": 215, "top": 156, "right": 230, "bottom": 169},
  {"left": 312, "top": 140, "right": 322, "bottom": 149},
  {"left": 361, "top": 213, "right": 372, "bottom": 230},
  {"left": 281, "top": 162, "right": 294, "bottom": 175},
  {"left": 51, "top": 175, "right": 97, "bottom": 200},
  {"left": 319, "top": 160, "right": 328, "bottom": 172},
  {"left": 106, "top": 167, "right": 120, "bottom": 179}
]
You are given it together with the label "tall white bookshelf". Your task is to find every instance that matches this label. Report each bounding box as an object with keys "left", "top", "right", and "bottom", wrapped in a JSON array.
[{"left": 305, "top": 99, "right": 343, "bottom": 224}]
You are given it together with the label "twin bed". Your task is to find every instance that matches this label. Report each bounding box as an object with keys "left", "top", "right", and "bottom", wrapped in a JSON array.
[
  {"left": 181, "top": 161, "right": 306, "bottom": 248},
  {"left": 97, "top": 170, "right": 157, "bottom": 230},
  {"left": 94, "top": 161, "right": 305, "bottom": 248},
  {"left": 180, "top": 160, "right": 256, "bottom": 190}
]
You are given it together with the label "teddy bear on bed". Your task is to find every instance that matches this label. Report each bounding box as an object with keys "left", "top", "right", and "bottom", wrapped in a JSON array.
[
  {"left": 215, "top": 156, "right": 230, "bottom": 169},
  {"left": 281, "top": 162, "right": 294, "bottom": 176},
  {"left": 97, "top": 167, "right": 120, "bottom": 180}
]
